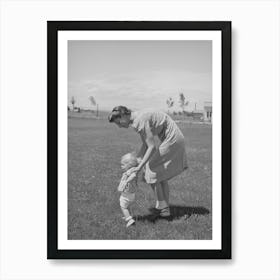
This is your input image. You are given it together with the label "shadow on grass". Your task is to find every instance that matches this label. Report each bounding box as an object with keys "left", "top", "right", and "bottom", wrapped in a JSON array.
[{"left": 135, "top": 205, "right": 210, "bottom": 223}]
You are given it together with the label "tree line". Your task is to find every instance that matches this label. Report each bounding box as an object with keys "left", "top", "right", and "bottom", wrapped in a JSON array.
[
  {"left": 68, "top": 96, "right": 99, "bottom": 117},
  {"left": 167, "top": 93, "right": 190, "bottom": 114},
  {"left": 69, "top": 92, "right": 195, "bottom": 117}
]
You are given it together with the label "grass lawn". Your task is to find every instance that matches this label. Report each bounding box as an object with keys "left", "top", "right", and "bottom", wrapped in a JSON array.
[{"left": 68, "top": 117, "right": 212, "bottom": 240}]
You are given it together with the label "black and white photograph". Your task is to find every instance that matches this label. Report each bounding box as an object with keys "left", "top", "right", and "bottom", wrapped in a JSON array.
[
  {"left": 3, "top": 0, "right": 280, "bottom": 278},
  {"left": 48, "top": 21, "right": 231, "bottom": 259},
  {"left": 68, "top": 40, "right": 212, "bottom": 238}
]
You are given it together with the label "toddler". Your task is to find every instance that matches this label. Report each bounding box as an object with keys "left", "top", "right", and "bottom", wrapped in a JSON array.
[{"left": 118, "top": 152, "right": 140, "bottom": 227}]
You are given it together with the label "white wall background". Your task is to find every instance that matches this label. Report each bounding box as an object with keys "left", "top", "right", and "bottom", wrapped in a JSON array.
[{"left": 0, "top": 0, "right": 279, "bottom": 279}]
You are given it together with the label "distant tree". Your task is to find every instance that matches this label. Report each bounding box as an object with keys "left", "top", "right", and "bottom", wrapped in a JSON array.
[
  {"left": 89, "top": 96, "right": 96, "bottom": 111},
  {"left": 89, "top": 96, "right": 99, "bottom": 117},
  {"left": 70, "top": 96, "right": 76, "bottom": 110},
  {"left": 166, "top": 97, "right": 174, "bottom": 114},
  {"left": 179, "top": 93, "right": 189, "bottom": 113}
]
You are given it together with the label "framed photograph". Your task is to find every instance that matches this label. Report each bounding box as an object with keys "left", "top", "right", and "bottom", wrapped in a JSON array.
[{"left": 47, "top": 21, "right": 231, "bottom": 259}]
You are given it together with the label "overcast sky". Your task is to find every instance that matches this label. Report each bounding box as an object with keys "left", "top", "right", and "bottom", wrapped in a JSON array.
[{"left": 68, "top": 40, "right": 212, "bottom": 112}]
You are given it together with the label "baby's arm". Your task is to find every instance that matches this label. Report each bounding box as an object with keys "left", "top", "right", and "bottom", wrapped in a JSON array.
[
  {"left": 125, "top": 172, "right": 137, "bottom": 184},
  {"left": 117, "top": 173, "right": 127, "bottom": 192}
]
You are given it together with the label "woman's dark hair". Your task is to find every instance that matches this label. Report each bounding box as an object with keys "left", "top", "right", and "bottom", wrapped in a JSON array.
[{"left": 108, "top": 106, "right": 131, "bottom": 122}]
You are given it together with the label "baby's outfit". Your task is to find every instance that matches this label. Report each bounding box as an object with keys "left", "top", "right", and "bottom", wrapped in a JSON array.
[{"left": 118, "top": 171, "right": 138, "bottom": 227}]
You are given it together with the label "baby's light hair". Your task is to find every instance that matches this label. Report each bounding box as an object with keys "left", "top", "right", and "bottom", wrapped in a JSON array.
[{"left": 121, "top": 152, "right": 138, "bottom": 168}]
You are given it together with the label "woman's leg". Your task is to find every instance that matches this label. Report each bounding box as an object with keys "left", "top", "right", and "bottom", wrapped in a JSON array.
[
  {"left": 150, "top": 183, "right": 156, "bottom": 193},
  {"left": 151, "top": 183, "right": 168, "bottom": 209},
  {"left": 160, "top": 180, "right": 170, "bottom": 204}
]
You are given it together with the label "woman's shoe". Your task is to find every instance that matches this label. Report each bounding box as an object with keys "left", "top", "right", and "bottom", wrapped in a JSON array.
[
  {"left": 149, "top": 207, "right": 161, "bottom": 214},
  {"left": 150, "top": 207, "right": 171, "bottom": 217},
  {"left": 159, "top": 207, "right": 171, "bottom": 217}
]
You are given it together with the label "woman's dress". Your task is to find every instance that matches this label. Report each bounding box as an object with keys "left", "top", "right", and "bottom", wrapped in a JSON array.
[{"left": 131, "top": 109, "right": 188, "bottom": 184}]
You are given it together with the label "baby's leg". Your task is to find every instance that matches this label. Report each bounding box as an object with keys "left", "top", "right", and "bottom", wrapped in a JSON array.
[
  {"left": 120, "top": 198, "right": 135, "bottom": 227},
  {"left": 121, "top": 206, "right": 131, "bottom": 220},
  {"left": 120, "top": 195, "right": 133, "bottom": 219}
]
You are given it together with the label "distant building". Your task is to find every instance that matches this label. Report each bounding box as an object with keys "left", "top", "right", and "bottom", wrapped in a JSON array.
[
  {"left": 204, "top": 101, "right": 212, "bottom": 122},
  {"left": 191, "top": 111, "right": 204, "bottom": 121}
]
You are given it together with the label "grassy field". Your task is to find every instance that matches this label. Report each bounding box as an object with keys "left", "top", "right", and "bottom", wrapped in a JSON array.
[{"left": 68, "top": 117, "right": 212, "bottom": 240}]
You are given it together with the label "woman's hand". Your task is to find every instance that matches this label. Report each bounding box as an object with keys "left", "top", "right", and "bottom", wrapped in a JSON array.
[{"left": 126, "top": 166, "right": 140, "bottom": 176}]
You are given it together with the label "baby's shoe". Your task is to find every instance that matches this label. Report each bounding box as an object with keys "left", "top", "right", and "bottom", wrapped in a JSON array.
[{"left": 126, "top": 218, "right": 135, "bottom": 227}]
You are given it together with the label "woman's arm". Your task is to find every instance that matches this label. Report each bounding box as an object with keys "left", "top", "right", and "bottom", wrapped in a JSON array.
[
  {"left": 134, "top": 123, "right": 156, "bottom": 173},
  {"left": 137, "top": 133, "right": 148, "bottom": 158}
]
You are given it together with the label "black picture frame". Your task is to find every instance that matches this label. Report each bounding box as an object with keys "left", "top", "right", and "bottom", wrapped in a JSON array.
[{"left": 47, "top": 21, "right": 231, "bottom": 259}]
